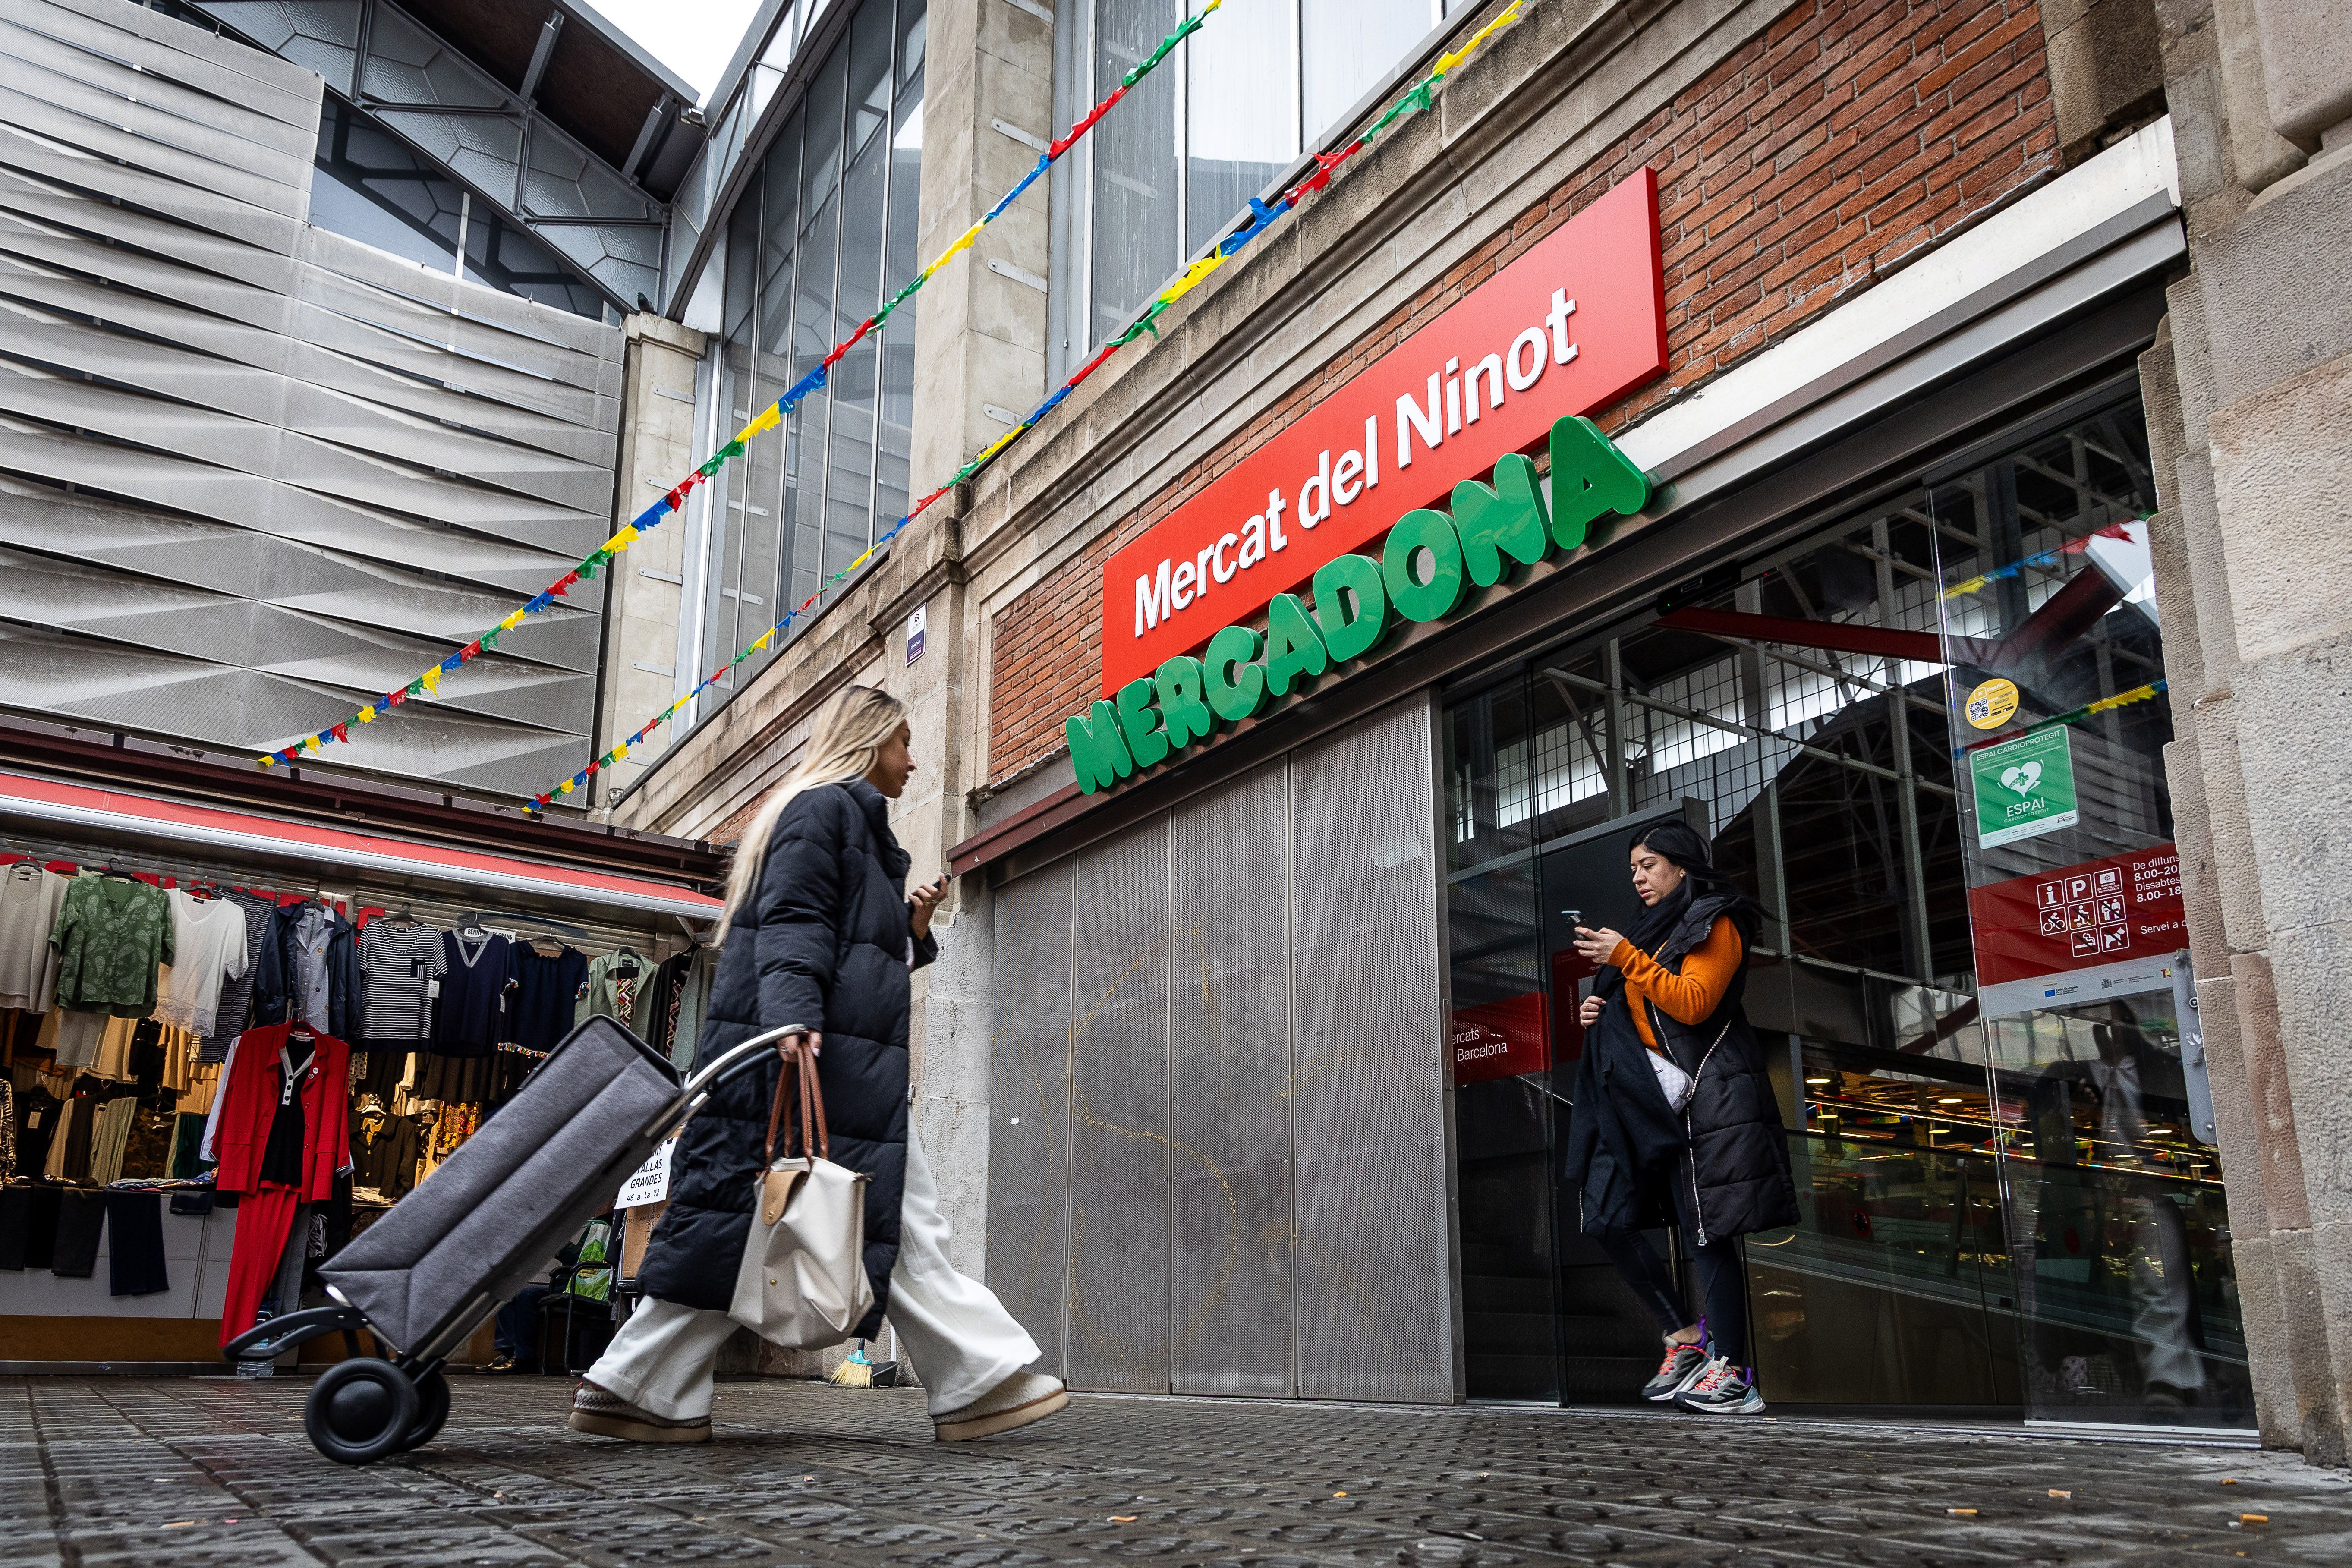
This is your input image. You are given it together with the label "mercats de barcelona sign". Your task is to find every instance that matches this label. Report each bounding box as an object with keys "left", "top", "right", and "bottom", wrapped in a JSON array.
[{"left": 1064, "top": 169, "right": 1669, "bottom": 794}]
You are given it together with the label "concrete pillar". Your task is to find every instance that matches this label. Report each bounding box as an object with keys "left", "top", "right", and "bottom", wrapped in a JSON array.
[
  {"left": 2145, "top": 0, "right": 2352, "bottom": 1464},
  {"left": 907, "top": 0, "right": 1055, "bottom": 496},
  {"left": 893, "top": 0, "right": 1053, "bottom": 1295},
  {"left": 881, "top": 513, "right": 994, "bottom": 1276},
  {"left": 595, "top": 314, "right": 708, "bottom": 807}
]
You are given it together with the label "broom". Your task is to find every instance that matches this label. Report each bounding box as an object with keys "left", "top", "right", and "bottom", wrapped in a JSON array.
[{"left": 828, "top": 1340, "right": 876, "bottom": 1387}]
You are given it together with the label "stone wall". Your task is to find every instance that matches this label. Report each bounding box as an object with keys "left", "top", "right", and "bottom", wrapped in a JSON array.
[{"left": 2140, "top": 0, "right": 2352, "bottom": 1464}]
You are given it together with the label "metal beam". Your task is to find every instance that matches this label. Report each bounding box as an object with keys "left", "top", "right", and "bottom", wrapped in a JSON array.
[{"left": 520, "top": 12, "right": 564, "bottom": 105}]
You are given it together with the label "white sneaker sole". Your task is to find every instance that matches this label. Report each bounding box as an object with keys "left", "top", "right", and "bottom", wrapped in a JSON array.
[
  {"left": 1643, "top": 1363, "right": 1709, "bottom": 1402},
  {"left": 934, "top": 1386, "right": 1068, "bottom": 1442}
]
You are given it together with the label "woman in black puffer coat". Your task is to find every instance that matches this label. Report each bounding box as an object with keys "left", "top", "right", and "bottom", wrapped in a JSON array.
[
  {"left": 571, "top": 686, "right": 1066, "bottom": 1445},
  {"left": 1563, "top": 820, "right": 1798, "bottom": 1417}
]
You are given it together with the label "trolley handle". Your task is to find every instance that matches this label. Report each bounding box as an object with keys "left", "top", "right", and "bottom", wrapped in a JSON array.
[{"left": 642, "top": 1026, "right": 817, "bottom": 1145}]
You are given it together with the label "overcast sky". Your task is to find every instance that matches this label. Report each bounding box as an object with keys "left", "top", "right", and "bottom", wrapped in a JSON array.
[{"left": 589, "top": 0, "right": 766, "bottom": 103}]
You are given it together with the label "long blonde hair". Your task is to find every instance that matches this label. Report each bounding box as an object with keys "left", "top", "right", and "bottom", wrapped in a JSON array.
[{"left": 721, "top": 683, "right": 908, "bottom": 922}]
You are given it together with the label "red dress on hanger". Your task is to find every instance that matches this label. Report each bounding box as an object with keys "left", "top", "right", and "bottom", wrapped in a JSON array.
[{"left": 215, "top": 1022, "right": 352, "bottom": 1347}]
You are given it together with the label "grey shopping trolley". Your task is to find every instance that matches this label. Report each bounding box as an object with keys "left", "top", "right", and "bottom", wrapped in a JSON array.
[{"left": 223, "top": 1016, "right": 798, "bottom": 1464}]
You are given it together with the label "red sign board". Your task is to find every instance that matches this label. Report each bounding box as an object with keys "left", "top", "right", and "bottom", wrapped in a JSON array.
[
  {"left": 1967, "top": 844, "right": 2185, "bottom": 987},
  {"left": 1101, "top": 169, "right": 1669, "bottom": 695},
  {"left": 1451, "top": 992, "right": 1550, "bottom": 1085}
]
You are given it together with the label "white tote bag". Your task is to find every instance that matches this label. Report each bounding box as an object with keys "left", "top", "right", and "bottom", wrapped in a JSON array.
[{"left": 729, "top": 1036, "right": 874, "bottom": 1348}]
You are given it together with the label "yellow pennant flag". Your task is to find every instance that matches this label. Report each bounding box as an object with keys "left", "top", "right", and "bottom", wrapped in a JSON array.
[
  {"left": 421, "top": 665, "right": 441, "bottom": 694},
  {"left": 1162, "top": 252, "right": 1224, "bottom": 306},
  {"left": 751, "top": 629, "right": 774, "bottom": 652},
  {"left": 738, "top": 403, "right": 781, "bottom": 441},
  {"left": 358, "top": 706, "right": 377, "bottom": 724},
  {"left": 1437, "top": 0, "right": 1520, "bottom": 74},
  {"left": 611, "top": 741, "right": 630, "bottom": 763},
  {"left": 937, "top": 220, "right": 984, "bottom": 267},
  {"left": 500, "top": 610, "right": 526, "bottom": 631}
]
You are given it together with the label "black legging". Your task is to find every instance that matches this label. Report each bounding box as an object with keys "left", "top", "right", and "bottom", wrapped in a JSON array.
[{"left": 1596, "top": 1228, "right": 1750, "bottom": 1367}]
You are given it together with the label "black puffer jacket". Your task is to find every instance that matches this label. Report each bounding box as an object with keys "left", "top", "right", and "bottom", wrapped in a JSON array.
[
  {"left": 1568, "top": 891, "right": 1799, "bottom": 1244},
  {"left": 635, "top": 780, "right": 934, "bottom": 1334}
]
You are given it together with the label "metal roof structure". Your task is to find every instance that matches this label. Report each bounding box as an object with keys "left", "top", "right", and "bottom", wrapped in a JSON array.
[{"left": 191, "top": 0, "right": 708, "bottom": 311}]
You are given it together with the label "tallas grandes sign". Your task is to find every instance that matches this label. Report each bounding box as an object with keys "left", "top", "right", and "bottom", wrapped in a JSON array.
[{"left": 1100, "top": 167, "right": 1668, "bottom": 696}]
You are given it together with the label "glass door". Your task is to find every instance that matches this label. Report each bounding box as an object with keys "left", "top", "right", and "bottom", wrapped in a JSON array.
[{"left": 1930, "top": 398, "right": 2253, "bottom": 1428}]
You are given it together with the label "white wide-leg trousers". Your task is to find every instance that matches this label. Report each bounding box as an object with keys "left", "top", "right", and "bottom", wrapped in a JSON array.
[{"left": 583, "top": 1127, "right": 1040, "bottom": 1421}]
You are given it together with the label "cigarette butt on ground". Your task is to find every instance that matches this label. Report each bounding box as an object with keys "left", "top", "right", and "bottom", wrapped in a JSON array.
[
  {"left": 2240, "top": 1514, "right": 2269, "bottom": 1524},
  {"left": 2048, "top": 1489, "right": 2072, "bottom": 1499},
  {"left": 1947, "top": 1507, "right": 1978, "bottom": 1517}
]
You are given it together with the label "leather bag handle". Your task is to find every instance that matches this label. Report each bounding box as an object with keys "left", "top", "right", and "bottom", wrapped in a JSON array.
[{"left": 762, "top": 1034, "right": 833, "bottom": 1164}]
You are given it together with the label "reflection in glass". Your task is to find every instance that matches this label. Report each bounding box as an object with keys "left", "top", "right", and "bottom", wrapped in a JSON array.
[
  {"left": 702, "top": 200, "right": 762, "bottom": 698},
  {"left": 878, "top": 67, "right": 924, "bottom": 530},
  {"left": 1931, "top": 405, "right": 2247, "bottom": 1426},
  {"left": 1439, "top": 410, "right": 2221, "bottom": 1415},
  {"left": 1302, "top": 0, "right": 1432, "bottom": 142},
  {"left": 1092, "top": 0, "right": 1180, "bottom": 340},
  {"left": 683, "top": 0, "right": 929, "bottom": 700},
  {"left": 1185, "top": 0, "right": 1294, "bottom": 254}
]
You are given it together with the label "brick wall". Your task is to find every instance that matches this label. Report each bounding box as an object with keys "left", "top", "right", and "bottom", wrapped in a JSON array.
[{"left": 988, "top": 0, "right": 2057, "bottom": 786}]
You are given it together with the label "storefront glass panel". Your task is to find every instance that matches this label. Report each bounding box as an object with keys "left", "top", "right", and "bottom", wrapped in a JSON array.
[
  {"left": 1441, "top": 394, "right": 2246, "bottom": 1425},
  {"left": 1927, "top": 408, "right": 2251, "bottom": 1428}
]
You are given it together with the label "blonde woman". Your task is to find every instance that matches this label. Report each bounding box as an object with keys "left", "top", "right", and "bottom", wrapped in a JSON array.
[{"left": 571, "top": 685, "right": 1065, "bottom": 1443}]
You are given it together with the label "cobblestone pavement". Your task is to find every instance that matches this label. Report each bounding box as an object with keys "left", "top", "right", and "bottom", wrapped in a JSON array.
[{"left": 6, "top": 1376, "right": 2349, "bottom": 1567}]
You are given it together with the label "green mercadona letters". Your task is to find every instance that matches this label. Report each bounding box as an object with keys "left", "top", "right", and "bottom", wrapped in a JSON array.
[{"left": 1066, "top": 414, "right": 1652, "bottom": 793}]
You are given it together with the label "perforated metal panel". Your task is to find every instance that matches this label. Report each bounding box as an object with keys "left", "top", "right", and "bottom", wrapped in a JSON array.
[
  {"left": 1169, "top": 763, "right": 1295, "bottom": 1395},
  {"left": 1288, "top": 696, "right": 1456, "bottom": 1402},
  {"left": 984, "top": 861, "right": 1072, "bottom": 1376},
  {"left": 1065, "top": 816, "right": 1172, "bottom": 1392}
]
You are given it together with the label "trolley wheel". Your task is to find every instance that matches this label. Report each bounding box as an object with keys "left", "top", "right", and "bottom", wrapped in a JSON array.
[
  {"left": 396, "top": 1368, "right": 450, "bottom": 1453},
  {"left": 303, "top": 1358, "right": 419, "bottom": 1466}
]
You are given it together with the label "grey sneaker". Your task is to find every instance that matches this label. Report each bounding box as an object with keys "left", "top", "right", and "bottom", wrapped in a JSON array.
[
  {"left": 1643, "top": 1341, "right": 1710, "bottom": 1402},
  {"left": 933, "top": 1371, "right": 1068, "bottom": 1442},
  {"left": 1673, "top": 1355, "right": 1765, "bottom": 1415},
  {"left": 567, "top": 1379, "right": 712, "bottom": 1443}
]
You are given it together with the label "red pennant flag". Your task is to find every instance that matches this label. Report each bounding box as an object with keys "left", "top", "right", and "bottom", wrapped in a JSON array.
[
  {"left": 665, "top": 477, "right": 695, "bottom": 510},
  {"left": 331, "top": 723, "right": 349, "bottom": 743},
  {"left": 461, "top": 639, "right": 483, "bottom": 660},
  {"left": 551, "top": 571, "right": 580, "bottom": 595}
]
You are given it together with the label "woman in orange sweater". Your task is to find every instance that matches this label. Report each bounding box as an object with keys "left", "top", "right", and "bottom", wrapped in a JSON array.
[{"left": 1565, "top": 820, "right": 1797, "bottom": 1416}]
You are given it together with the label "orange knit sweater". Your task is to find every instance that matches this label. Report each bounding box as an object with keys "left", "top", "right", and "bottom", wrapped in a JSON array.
[{"left": 1611, "top": 916, "right": 1744, "bottom": 1053}]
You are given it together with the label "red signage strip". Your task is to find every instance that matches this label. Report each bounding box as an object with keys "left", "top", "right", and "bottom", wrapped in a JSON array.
[{"left": 1102, "top": 169, "right": 1668, "bottom": 695}]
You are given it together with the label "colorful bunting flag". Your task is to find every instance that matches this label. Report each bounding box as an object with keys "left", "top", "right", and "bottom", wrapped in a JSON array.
[{"left": 525, "top": 1, "right": 1526, "bottom": 811}]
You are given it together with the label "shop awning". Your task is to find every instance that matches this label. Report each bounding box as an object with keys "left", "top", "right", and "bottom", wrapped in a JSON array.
[{"left": 0, "top": 770, "right": 724, "bottom": 921}]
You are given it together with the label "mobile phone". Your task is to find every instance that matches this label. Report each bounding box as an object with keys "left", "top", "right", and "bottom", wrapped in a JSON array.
[{"left": 1560, "top": 907, "right": 1584, "bottom": 931}]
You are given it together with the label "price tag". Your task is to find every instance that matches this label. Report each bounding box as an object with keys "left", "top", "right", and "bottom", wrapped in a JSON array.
[{"left": 615, "top": 1138, "right": 674, "bottom": 1208}]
